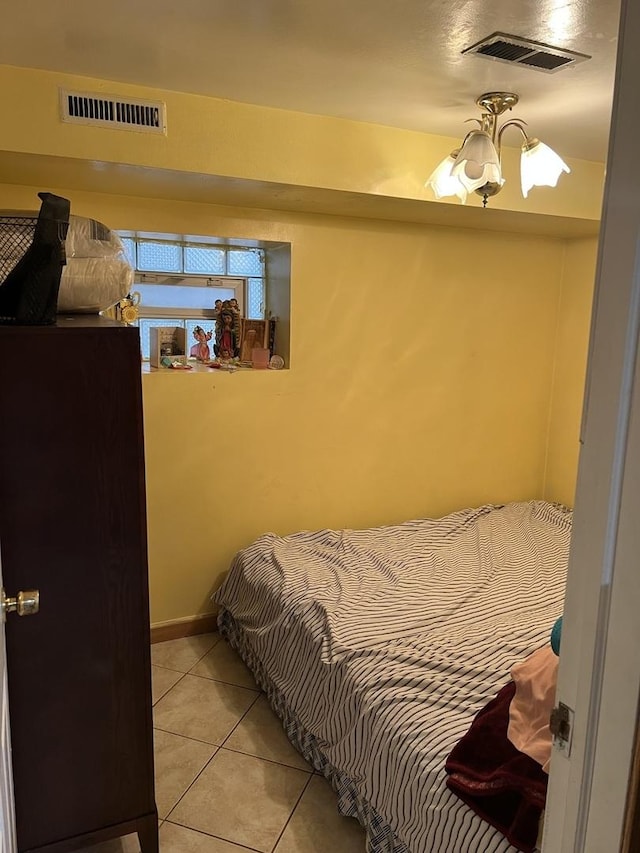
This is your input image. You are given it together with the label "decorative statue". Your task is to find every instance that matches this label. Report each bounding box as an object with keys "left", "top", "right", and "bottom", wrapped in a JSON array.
[
  {"left": 214, "top": 304, "right": 241, "bottom": 359},
  {"left": 119, "top": 291, "right": 141, "bottom": 325},
  {"left": 190, "top": 325, "right": 213, "bottom": 361}
]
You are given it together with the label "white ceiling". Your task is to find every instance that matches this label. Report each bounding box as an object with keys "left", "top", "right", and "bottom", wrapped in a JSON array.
[{"left": 0, "top": 0, "right": 621, "bottom": 162}]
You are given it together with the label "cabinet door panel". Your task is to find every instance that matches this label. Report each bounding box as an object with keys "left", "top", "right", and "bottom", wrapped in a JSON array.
[{"left": 0, "top": 321, "right": 155, "bottom": 851}]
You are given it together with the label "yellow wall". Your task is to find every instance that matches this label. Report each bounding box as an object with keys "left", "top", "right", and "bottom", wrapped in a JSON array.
[
  {"left": 0, "top": 64, "right": 605, "bottom": 223},
  {"left": 544, "top": 238, "right": 599, "bottom": 507},
  {"left": 0, "top": 182, "right": 578, "bottom": 624}
]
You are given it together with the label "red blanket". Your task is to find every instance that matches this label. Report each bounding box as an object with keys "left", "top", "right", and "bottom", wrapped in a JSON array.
[{"left": 445, "top": 682, "right": 547, "bottom": 853}]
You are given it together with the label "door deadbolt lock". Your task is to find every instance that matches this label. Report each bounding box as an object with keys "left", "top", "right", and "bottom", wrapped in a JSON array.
[{"left": 1, "top": 588, "right": 40, "bottom": 620}]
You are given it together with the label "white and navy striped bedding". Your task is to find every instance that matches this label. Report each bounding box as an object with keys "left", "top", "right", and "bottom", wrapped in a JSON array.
[{"left": 214, "top": 501, "right": 571, "bottom": 853}]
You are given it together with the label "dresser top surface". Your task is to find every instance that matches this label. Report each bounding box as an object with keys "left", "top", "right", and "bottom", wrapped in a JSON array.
[{"left": 0, "top": 315, "right": 135, "bottom": 335}]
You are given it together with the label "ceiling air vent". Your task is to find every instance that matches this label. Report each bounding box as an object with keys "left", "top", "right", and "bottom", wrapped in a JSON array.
[
  {"left": 462, "top": 32, "right": 590, "bottom": 73},
  {"left": 60, "top": 89, "right": 167, "bottom": 134}
]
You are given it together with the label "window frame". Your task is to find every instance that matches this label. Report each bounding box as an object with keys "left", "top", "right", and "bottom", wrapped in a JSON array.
[{"left": 133, "top": 274, "right": 248, "bottom": 319}]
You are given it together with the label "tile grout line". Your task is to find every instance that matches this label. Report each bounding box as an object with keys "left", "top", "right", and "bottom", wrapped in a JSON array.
[
  {"left": 153, "top": 720, "right": 310, "bottom": 772},
  {"left": 153, "top": 637, "right": 259, "bottom": 696},
  {"left": 208, "top": 636, "right": 315, "bottom": 851},
  {"left": 163, "top": 819, "right": 263, "bottom": 853},
  {"left": 151, "top": 632, "right": 221, "bottom": 675},
  {"left": 189, "top": 632, "right": 222, "bottom": 668},
  {"left": 151, "top": 662, "right": 192, "bottom": 675},
  {"left": 165, "top": 756, "right": 313, "bottom": 853},
  {"left": 218, "top": 743, "right": 312, "bottom": 773},
  {"left": 218, "top": 689, "right": 262, "bottom": 748},
  {"left": 162, "top": 690, "right": 261, "bottom": 826},
  {"left": 152, "top": 636, "right": 252, "bottom": 831},
  {"left": 183, "top": 670, "right": 260, "bottom": 691},
  {"left": 152, "top": 670, "right": 188, "bottom": 706},
  {"left": 152, "top": 722, "right": 219, "bottom": 748},
  {"left": 153, "top": 670, "right": 260, "bottom": 705},
  {"left": 153, "top": 647, "right": 260, "bottom": 709},
  {"left": 153, "top": 638, "right": 312, "bottom": 851},
  {"left": 269, "top": 771, "right": 315, "bottom": 853},
  {"left": 160, "top": 744, "right": 220, "bottom": 824},
  {"left": 185, "top": 635, "right": 260, "bottom": 692}
]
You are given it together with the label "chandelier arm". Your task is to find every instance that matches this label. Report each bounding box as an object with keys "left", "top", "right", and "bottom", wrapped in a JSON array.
[{"left": 497, "top": 119, "right": 529, "bottom": 153}]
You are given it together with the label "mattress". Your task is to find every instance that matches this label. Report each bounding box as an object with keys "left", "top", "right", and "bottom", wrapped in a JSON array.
[{"left": 214, "top": 500, "right": 571, "bottom": 853}]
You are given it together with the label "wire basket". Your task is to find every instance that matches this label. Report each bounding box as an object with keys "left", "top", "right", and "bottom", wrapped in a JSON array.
[
  {"left": 0, "top": 214, "right": 37, "bottom": 276},
  {"left": 0, "top": 194, "right": 70, "bottom": 325}
]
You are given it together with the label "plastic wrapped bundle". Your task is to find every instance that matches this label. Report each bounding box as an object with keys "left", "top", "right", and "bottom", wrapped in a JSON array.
[
  {"left": 57, "top": 257, "right": 134, "bottom": 313},
  {"left": 65, "top": 215, "right": 126, "bottom": 259},
  {"left": 57, "top": 215, "right": 134, "bottom": 313}
]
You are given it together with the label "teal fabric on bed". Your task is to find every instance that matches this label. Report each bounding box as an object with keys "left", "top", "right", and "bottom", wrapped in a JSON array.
[{"left": 551, "top": 616, "right": 563, "bottom": 655}]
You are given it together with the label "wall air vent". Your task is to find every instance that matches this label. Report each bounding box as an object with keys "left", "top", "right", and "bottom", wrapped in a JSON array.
[
  {"left": 60, "top": 89, "right": 166, "bottom": 134},
  {"left": 462, "top": 32, "right": 590, "bottom": 73}
]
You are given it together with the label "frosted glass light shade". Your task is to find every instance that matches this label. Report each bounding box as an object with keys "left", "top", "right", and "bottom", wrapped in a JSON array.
[
  {"left": 520, "top": 140, "right": 570, "bottom": 197},
  {"left": 425, "top": 154, "right": 468, "bottom": 203},
  {"left": 451, "top": 131, "right": 502, "bottom": 192}
]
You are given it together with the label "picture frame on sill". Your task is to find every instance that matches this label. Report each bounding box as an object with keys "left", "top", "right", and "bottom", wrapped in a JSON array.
[
  {"left": 240, "top": 319, "right": 268, "bottom": 362},
  {"left": 150, "top": 326, "right": 188, "bottom": 368}
]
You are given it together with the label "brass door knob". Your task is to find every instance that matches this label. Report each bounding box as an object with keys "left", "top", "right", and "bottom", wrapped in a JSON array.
[{"left": 1, "top": 588, "right": 39, "bottom": 620}]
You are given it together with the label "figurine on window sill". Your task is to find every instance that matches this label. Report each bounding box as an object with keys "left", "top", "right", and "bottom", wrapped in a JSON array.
[
  {"left": 190, "top": 325, "right": 213, "bottom": 362},
  {"left": 214, "top": 308, "right": 240, "bottom": 359},
  {"left": 119, "top": 291, "right": 141, "bottom": 325}
]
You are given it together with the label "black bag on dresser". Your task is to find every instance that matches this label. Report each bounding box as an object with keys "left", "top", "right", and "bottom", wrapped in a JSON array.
[{"left": 0, "top": 192, "right": 70, "bottom": 325}]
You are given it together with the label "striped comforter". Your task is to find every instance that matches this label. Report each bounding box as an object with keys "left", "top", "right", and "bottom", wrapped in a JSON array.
[{"left": 214, "top": 501, "right": 570, "bottom": 853}]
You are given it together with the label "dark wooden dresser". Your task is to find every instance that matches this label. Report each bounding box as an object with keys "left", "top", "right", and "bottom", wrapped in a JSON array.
[{"left": 0, "top": 317, "right": 158, "bottom": 853}]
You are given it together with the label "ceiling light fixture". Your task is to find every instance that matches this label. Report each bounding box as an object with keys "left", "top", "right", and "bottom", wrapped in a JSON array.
[{"left": 425, "top": 92, "right": 570, "bottom": 208}]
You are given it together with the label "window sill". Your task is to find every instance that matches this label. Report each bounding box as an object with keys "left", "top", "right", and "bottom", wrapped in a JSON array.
[{"left": 141, "top": 361, "right": 286, "bottom": 374}]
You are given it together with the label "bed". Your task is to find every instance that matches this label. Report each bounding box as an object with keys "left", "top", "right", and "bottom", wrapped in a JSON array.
[{"left": 213, "top": 500, "right": 570, "bottom": 853}]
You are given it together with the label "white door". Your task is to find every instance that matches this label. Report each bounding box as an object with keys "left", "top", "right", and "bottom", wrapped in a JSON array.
[
  {"left": 542, "top": 0, "right": 640, "bottom": 848},
  {"left": 0, "top": 555, "right": 17, "bottom": 853}
]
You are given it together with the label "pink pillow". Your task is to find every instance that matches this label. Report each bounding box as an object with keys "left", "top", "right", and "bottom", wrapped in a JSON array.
[{"left": 507, "top": 646, "right": 558, "bottom": 773}]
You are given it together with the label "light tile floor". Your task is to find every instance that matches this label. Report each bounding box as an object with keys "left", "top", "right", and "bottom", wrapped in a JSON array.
[{"left": 79, "top": 633, "right": 366, "bottom": 853}]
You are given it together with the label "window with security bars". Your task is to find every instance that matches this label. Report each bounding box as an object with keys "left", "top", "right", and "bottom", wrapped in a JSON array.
[{"left": 117, "top": 235, "right": 267, "bottom": 360}]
